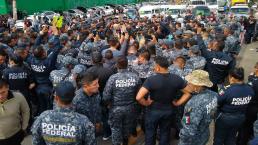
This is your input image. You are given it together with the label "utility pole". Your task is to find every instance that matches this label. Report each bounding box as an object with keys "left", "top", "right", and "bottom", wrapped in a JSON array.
[{"left": 12, "top": 0, "right": 17, "bottom": 20}]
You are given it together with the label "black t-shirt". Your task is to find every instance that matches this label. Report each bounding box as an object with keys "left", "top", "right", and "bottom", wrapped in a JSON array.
[{"left": 143, "top": 73, "right": 187, "bottom": 106}]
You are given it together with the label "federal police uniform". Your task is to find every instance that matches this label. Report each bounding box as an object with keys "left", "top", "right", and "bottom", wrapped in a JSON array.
[
  {"left": 185, "top": 56, "right": 206, "bottom": 71},
  {"left": 72, "top": 89, "right": 102, "bottom": 125},
  {"left": 179, "top": 89, "right": 218, "bottom": 145},
  {"left": 103, "top": 69, "right": 141, "bottom": 145},
  {"left": 31, "top": 106, "right": 96, "bottom": 145},
  {"left": 224, "top": 35, "right": 240, "bottom": 55},
  {"left": 237, "top": 74, "right": 258, "bottom": 145},
  {"left": 168, "top": 64, "right": 185, "bottom": 79},
  {"left": 31, "top": 81, "right": 96, "bottom": 145},
  {"left": 2, "top": 65, "right": 34, "bottom": 102},
  {"left": 29, "top": 35, "right": 61, "bottom": 114},
  {"left": 197, "top": 35, "right": 234, "bottom": 92},
  {"left": 129, "top": 62, "right": 154, "bottom": 81},
  {"left": 214, "top": 83, "right": 255, "bottom": 145},
  {"left": 77, "top": 43, "right": 94, "bottom": 67},
  {"left": 50, "top": 56, "right": 78, "bottom": 87}
]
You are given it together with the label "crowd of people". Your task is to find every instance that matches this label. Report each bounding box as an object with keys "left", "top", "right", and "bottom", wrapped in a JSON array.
[{"left": 0, "top": 7, "right": 258, "bottom": 145}]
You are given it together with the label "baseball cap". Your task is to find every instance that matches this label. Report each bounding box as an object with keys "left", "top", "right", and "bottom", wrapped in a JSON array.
[{"left": 55, "top": 81, "right": 75, "bottom": 102}]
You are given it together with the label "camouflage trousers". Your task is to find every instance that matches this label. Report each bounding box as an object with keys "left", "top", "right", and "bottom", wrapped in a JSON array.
[{"left": 109, "top": 105, "right": 137, "bottom": 145}]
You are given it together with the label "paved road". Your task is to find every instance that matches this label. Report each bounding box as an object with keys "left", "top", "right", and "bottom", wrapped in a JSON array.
[{"left": 22, "top": 43, "right": 258, "bottom": 145}]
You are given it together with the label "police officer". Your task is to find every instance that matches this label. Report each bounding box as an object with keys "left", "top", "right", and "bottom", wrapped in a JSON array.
[
  {"left": 72, "top": 72, "right": 102, "bottom": 133},
  {"left": 103, "top": 56, "right": 141, "bottom": 145},
  {"left": 213, "top": 67, "right": 255, "bottom": 145},
  {"left": 31, "top": 81, "right": 96, "bottom": 145},
  {"left": 50, "top": 55, "right": 78, "bottom": 87},
  {"left": 29, "top": 27, "right": 61, "bottom": 114},
  {"left": 237, "top": 62, "right": 258, "bottom": 145},
  {"left": 77, "top": 42, "right": 94, "bottom": 68},
  {"left": 129, "top": 51, "right": 153, "bottom": 82},
  {"left": 185, "top": 45, "right": 206, "bottom": 71},
  {"left": 0, "top": 49, "right": 7, "bottom": 76},
  {"left": 169, "top": 56, "right": 188, "bottom": 79},
  {"left": 197, "top": 34, "right": 234, "bottom": 92},
  {"left": 86, "top": 52, "right": 115, "bottom": 140},
  {"left": 175, "top": 70, "right": 218, "bottom": 145},
  {"left": 2, "top": 54, "right": 35, "bottom": 106}
]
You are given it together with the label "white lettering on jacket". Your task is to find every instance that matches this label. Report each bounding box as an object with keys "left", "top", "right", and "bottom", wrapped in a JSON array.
[
  {"left": 115, "top": 77, "right": 136, "bottom": 88},
  {"left": 41, "top": 123, "right": 76, "bottom": 137},
  {"left": 231, "top": 96, "right": 252, "bottom": 105},
  {"left": 211, "top": 58, "right": 229, "bottom": 65},
  {"left": 31, "top": 65, "right": 46, "bottom": 72},
  {"left": 9, "top": 72, "right": 27, "bottom": 79}
]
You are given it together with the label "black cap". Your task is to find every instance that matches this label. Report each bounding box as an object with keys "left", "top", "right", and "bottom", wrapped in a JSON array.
[{"left": 55, "top": 81, "right": 75, "bottom": 102}]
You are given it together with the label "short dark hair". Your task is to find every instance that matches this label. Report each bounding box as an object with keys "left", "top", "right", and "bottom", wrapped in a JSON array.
[
  {"left": 117, "top": 56, "right": 128, "bottom": 69},
  {"left": 0, "top": 78, "right": 8, "bottom": 89},
  {"left": 9, "top": 54, "right": 23, "bottom": 66},
  {"left": 230, "top": 67, "right": 244, "bottom": 81},
  {"left": 0, "top": 49, "right": 7, "bottom": 57},
  {"left": 105, "top": 50, "right": 113, "bottom": 60},
  {"left": 33, "top": 45, "right": 45, "bottom": 58},
  {"left": 154, "top": 56, "right": 169, "bottom": 69},
  {"left": 216, "top": 40, "right": 225, "bottom": 51},
  {"left": 175, "top": 40, "right": 183, "bottom": 50},
  {"left": 139, "top": 51, "right": 150, "bottom": 61},
  {"left": 81, "top": 72, "right": 98, "bottom": 85}
]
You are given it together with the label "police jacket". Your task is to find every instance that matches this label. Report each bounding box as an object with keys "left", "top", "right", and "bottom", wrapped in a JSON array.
[
  {"left": 218, "top": 83, "right": 255, "bottom": 114},
  {"left": 72, "top": 89, "right": 102, "bottom": 124},
  {"left": 29, "top": 36, "right": 61, "bottom": 85},
  {"left": 103, "top": 69, "right": 141, "bottom": 107},
  {"left": 248, "top": 74, "right": 258, "bottom": 107},
  {"left": 3, "top": 65, "right": 34, "bottom": 98},
  {"left": 86, "top": 64, "right": 115, "bottom": 94},
  {"left": 197, "top": 35, "right": 234, "bottom": 84},
  {"left": 31, "top": 106, "right": 96, "bottom": 145}
]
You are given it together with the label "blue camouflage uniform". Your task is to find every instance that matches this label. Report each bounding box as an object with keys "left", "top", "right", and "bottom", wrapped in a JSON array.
[
  {"left": 31, "top": 106, "right": 96, "bottom": 145},
  {"left": 77, "top": 42, "right": 94, "bottom": 67},
  {"left": 179, "top": 89, "right": 218, "bottom": 145},
  {"left": 224, "top": 35, "right": 240, "bottom": 55},
  {"left": 168, "top": 64, "right": 185, "bottom": 79},
  {"left": 129, "top": 62, "right": 154, "bottom": 81},
  {"left": 103, "top": 69, "right": 141, "bottom": 145},
  {"left": 72, "top": 89, "right": 102, "bottom": 125},
  {"left": 185, "top": 56, "right": 206, "bottom": 71}
]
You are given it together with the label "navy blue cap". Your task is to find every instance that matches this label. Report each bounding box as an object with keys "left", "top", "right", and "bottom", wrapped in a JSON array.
[{"left": 55, "top": 81, "right": 75, "bottom": 102}]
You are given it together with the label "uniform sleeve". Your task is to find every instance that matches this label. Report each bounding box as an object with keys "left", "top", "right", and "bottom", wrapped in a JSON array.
[
  {"left": 103, "top": 76, "right": 114, "bottom": 103},
  {"left": 254, "top": 119, "right": 258, "bottom": 137},
  {"left": 142, "top": 77, "right": 152, "bottom": 91},
  {"left": 95, "top": 94, "right": 102, "bottom": 123},
  {"left": 83, "top": 121, "right": 97, "bottom": 145},
  {"left": 31, "top": 115, "right": 45, "bottom": 145},
  {"left": 180, "top": 106, "right": 205, "bottom": 142},
  {"left": 19, "top": 93, "right": 30, "bottom": 131},
  {"left": 176, "top": 76, "right": 187, "bottom": 90}
]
